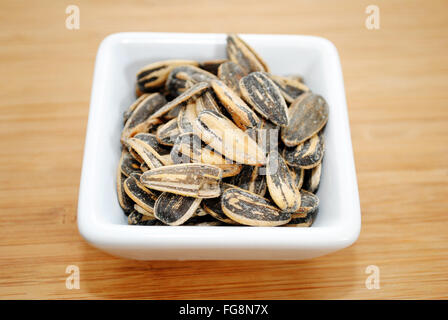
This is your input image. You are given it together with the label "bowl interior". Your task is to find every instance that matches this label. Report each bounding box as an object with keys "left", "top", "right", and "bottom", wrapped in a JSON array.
[{"left": 89, "top": 33, "right": 352, "bottom": 229}]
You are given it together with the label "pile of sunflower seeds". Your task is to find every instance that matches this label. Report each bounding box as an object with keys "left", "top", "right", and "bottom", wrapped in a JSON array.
[{"left": 117, "top": 34, "right": 328, "bottom": 227}]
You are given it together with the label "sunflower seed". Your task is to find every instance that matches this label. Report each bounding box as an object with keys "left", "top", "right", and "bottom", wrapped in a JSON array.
[
  {"left": 123, "top": 93, "right": 149, "bottom": 124},
  {"left": 283, "top": 131, "right": 324, "bottom": 169},
  {"left": 131, "top": 133, "right": 168, "bottom": 154},
  {"left": 124, "top": 174, "right": 158, "bottom": 214},
  {"left": 268, "top": 74, "right": 310, "bottom": 103},
  {"left": 240, "top": 72, "right": 289, "bottom": 126},
  {"left": 154, "top": 192, "right": 202, "bottom": 226},
  {"left": 177, "top": 101, "right": 199, "bottom": 134},
  {"left": 290, "top": 166, "right": 305, "bottom": 190},
  {"left": 166, "top": 65, "right": 217, "bottom": 96},
  {"left": 195, "top": 110, "right": 266, "bottom": 165},
  {"left": 226, "top": 34, "right": 269, "bottom": 74},
  {"left": 211, "top": 79, "right": 260, "bottom": 130},
  {"left": 201, "top": 183, "right": 239, "bottom": 224},
  {"left": 195, "top": 90, "right": 222, "bottom": 114},
  {"left": 119, "top": 150, "right": 141, "bottom": 177},
  {"left": 128, "top": 211, "right": 159, "bottom": 225},
  {"left": 156, "top": 118, "right": 180, "bottom": 147},
  {"left": 231, "top": 165, "right": 266, "bottom": 196},
  {"left": 148, "top": 82, "right": 209, "bottom": 120},
  {"left": 140, "top": 163, "right": 222, "bottom": 198},
  {"left": 127, "top": 138, "right": 166, "bottom": 169},
  {"left": 121, "top": 93, "right": 166, "bottom": 141},
  {"left": 137, "top": 60, "right": 198, "bottom": 92},
  {"left": 303, "top": 162, "right": 322, "bottom": 194},
  {"left": 286, "top": 209, "right": 318, "bottom": 227},
  {"left": 117, "top": 169, "right": 134, "bottom": 215},
  {"left": 171, "top": 133, "right": 242, "bottom": 177},
  {"left": 266, "top": 151, "right": 301, "bottom": 212},
  {"left": 134, "top": 204, "right": 156, "bottom": 218},
  {"left": 281, "top": 92, "right": 329, "bottom": 146},
  {"left": 199, "top": 59, "right": 227, "bottom": 75},
  {"left": 221, "top": 187, "right": 291, "bottom": 226},
  {"left": 291, "top": 190, "right": 319, "bottom": 219},
  {"left": 218, "top": 61, "right": 247, "bottom": 95}
]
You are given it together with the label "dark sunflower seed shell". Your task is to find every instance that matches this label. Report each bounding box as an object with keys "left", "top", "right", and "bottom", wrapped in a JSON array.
[
  {"left": 128, "top": 211, "right": 159, "bottom": 225},
  {"left": 217, "top": 61, "right": 247, "bottom": 96},
  {"left": 127, "top": 138, "right": 166, "bottom": 169},
  {"left": 303, "top": 162, "right": 322, "bottom": 194},
  {"left": 202, "top": 184, "right": 240, "bottom": 224},
  {"left": 134, "top": 204, "right": 156, "bottom": 218},
  {"left": 240, "top": 72, "right": 289, "bottom": 126},
  {"left": 117, "top": 169, "right": 134, "bottom": 215},
  {"left": 231, "top": 165, "right": 267, "bottom": 196},
  {"left": 133, "top": 133, "right": 170, "bottom": 155},
  {"left": 286, "top": 209, "right": 318, "bottom": 227},
  {"left": 140, "top": 163, "right": 222, "bottom": 198},
  {"left": 268, "top": 74, "right": 310, "bottom": 103},
  {"left": 195, "top": 110, "right": 266, "bottom": 165},
  {"left": 154, "top": 192, "right": 202, "bottom": 226},
  {"left": 121, "top": 93, "right": 166, "bottom": 141},
  {"left": 165, "top": 65, "right": 217, "bottom": 96},
  {"left": 137, "top": 60, "right": 198, "bottom": 92},
  {"left": 123, "top": 93, "right": 149, "bottom": 124},
  {"left": 123, "top": 175, "right": 158, "bottom": 214},
  {"left": 226, "top": 34, "right": 269, "bottom": 74},
  {"left": 170, "top": 133, "right": 242, "bottom": 177},
  {"left": 281, "top": 92, "right": 329, "bottom": 146},
  {"left": 149, "top": 82, "right": 210, "bottom": 121},
  {"left": 283, "top": 131, "right": 324, "bottom": 169},
  {"left": 266, "top": 151, "right": 301, "bottom": 212},
  {"left": 199, "top": 59, "right": 227, "bottom": 75},
  {"left": 156, "top": 118, "right": 180, "bottom": 147},
  {"left": 211, "top": 79, "right": 260, "bottom": 130},
  {"left": 290, "top": 166, "right": 305, "bottom": 190},
  {"left": 221, "top": 187, "right": 291, "bottom": 226},
  {"left": 195, "top": 90, "right": 222, "bottom": 114},
  {"left": 119, "top": 150, "right": 141, "bottom": 177},
  {"left": 291, "top": 190, "right": 319, "bottom": 219},
  {"left": 177, "top": 101, "right": 198, "bottom": 134}
]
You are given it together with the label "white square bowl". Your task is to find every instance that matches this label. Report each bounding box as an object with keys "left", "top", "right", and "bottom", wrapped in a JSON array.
[{"left": 78, "top": 32, "right": 361, "bottom": 260}]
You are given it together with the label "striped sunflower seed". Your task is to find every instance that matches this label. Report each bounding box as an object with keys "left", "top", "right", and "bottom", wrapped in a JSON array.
[
  {"left": 291, "top": 190, "right": 319, "bottom": 219},
  {"left": 177, "top": 101, "right": 199, "bottom": 134},
  {"left": 199, "top": 59, "right": 228, "bottom": 75},
  {"left": 226, "top": 34, "right": 269, "bottom": 74},
  {"left": 202, "top": 184, "right": 240, "bottom": 224},
  {"left": 137, "top": 60, "right": 198, "bottom": 92},
  {"left": 121, "top": 93, "right": 166, "bottom": 141},
  {"left": 266, "top": 151, "right": 301, "bottom": 212},
  {"left": 217, "top": 61, "right": 247, "bottom": 96},
  {"left": 127, "top": 137, "right": 167, "bottom": 169},
  {"left": 148, "top": 82, "right": 209, "bottom": 121},
  {"left": 165, "top": 65, "right": 217, "bottom": 96},
  {"left": 171, "top": 133, "right": 242, "bottom": 177},
  {"left": 128, "top": 211, "right": 159, "bottom": 225},
  {"left": 286, "top": 209, "right": 318, "bottom": 227},
  {"left": 303, "top": 162, "right": 322, "bottom": 194},
  {"left": 123, "top": 174, "right": 158, "bottom": 214},
  {"left": 283, "top": 131, "right": 324, "bottom": 169},
  {"left": 281, "top": 92, "right": 329, "bottom": 146},
  {"left": 123, "top": 93, "right": 149, "bottom": 124},
  {"left": 116, "top": 169, "right": 134, "bottom": 215},
  {"left": 211, "top": 79, "right": 260, "bottom": 130},
  {"left": 240, "top": 72, "right": 289, "bottom": 127},
  {"left": 154, "top": 192, "right": 202, "bottom": 226},
  {"left": 195, "top": 110, "right": 266, "bottom": 165},
  {"left": 119, "top": 150, "right": 141, "bottom": 177},
  {"left": 156, "top": 118, "right": 180, "bottom": 147},
  {"left": 268, "top": 74, "right": 310, "bottom": 103},
  {"left": 133, "top": 133, "right": 170, "bottom": 155},
  {"left": 230, "top": 165, "right": 267, "bottom": 196},
  {"left": 195, "top": 90, "right": 222, "bottom": 114},
  {"left": 221, "top": 187, "right": 291, "bottom": 226},
  {"left": 290, "top": 166, "right": 305, "bottom": 190},
  {"left": 134, "top": 204, "right": 156, "bottom": 218},
  {"left": 140, "top": 163, "right": 222, "bottom": 198}
]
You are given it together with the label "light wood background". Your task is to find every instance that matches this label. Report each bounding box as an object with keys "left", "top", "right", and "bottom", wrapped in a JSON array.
[{"left": 0, "top": 0, "right": 447, "bottom": 299}]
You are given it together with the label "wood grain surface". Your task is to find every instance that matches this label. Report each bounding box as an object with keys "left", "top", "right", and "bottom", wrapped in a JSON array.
[{"left": 0, "top": 0, "right": 447, "bottom": 299}]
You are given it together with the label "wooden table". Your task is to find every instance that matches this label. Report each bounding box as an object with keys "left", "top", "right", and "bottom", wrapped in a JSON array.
[{"left": 1, "top": 0, "right": 447, "bottom": 299}]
